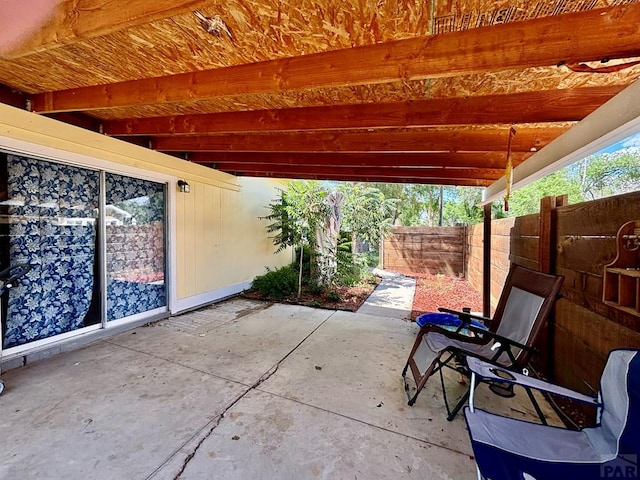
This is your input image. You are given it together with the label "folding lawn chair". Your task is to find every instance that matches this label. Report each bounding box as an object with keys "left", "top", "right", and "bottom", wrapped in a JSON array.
[
  {"left": 402, "top": 263, "right": 564, "bottom": 420},
  {"left": 464, "top": 348, "right": 640, "bottom": 480}
]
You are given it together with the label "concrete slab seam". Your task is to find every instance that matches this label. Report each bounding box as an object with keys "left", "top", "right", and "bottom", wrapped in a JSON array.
[{"left": 149, "top": 310, "right": 339, "bottom": 479}]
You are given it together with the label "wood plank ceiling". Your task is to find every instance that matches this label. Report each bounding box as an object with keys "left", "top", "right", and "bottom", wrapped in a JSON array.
[{"left": 1, "top": 0, "right": 640, "bottom": 186}]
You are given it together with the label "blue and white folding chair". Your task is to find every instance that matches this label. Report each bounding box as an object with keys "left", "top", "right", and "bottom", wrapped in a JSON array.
[{"left": 464, "top": 348, "right": 640, "bottom": 480}]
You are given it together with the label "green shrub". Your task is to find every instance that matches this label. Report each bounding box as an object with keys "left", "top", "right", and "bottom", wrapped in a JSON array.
[
  {"left": 362, "top": 251, "right": 379, "bottom": 268},
  {"left": 325, "top": 290, "right": 341, "bottom": 302},
  {"left": 335, "top": 249, "right": 372, "bottom": 286},
  {"left": 251, "top": 266, "right": 298, "bottom": 299},
  {"left": 307, "top": 282, "right": 325, "bottom": 295}
]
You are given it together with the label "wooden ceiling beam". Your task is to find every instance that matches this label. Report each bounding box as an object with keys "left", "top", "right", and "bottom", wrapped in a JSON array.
[
  {"left": 103, "top": 86, "right": 622, "bottom": 136},
  {"left": 45, "top": 112, "right": 103, "bottom": 132},
  {"left": 0, "top": 0, "right": 209, "bottom": 59},
  {"left": 207, "top": 163, "right": 504, "bottom": 180},
  {"left": 229, "top": 171, "right": 492, "bottom": 187},
  {"left": 150, "top": 127, "right": 567, "bottom": 153},
  {"left": 187, "top": 151, "right": 532, "bottom": 169},
  {"left": 0, "top": 83, "right": 27, "bottom": 108},
  {"left": 31, "top": 5, "right": 640, "bottom": 113}
]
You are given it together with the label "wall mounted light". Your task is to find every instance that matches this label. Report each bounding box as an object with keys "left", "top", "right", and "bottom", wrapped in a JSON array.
[{"left": 177, "top": 180, "right": 190, "bottom": 193}]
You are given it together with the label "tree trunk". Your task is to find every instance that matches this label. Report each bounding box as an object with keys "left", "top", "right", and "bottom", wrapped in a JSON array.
[
  {"left": 314, "top": 192, "right": 343, "bottom": 287},
  {"left": 297, "top": 243, "right": 304, "bottom": 297}
]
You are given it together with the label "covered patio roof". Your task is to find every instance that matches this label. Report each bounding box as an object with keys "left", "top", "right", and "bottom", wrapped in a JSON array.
[{"left": 1, "top": 1, "right": 640, "bottom": 187}]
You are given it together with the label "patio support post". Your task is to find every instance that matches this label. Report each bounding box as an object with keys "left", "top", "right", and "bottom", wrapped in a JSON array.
[
  {"left": 483, "top": 203, "right": 492, "bottom": 317},
  {"left": 537, "top": 194, "right": 568, "bottom": 379}
]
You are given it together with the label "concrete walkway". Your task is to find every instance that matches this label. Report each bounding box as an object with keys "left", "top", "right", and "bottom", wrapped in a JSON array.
[
  {"left": 0, "top": 298, "right": 556, "bottom": 480},
  {"left": 357, "top": 268, "right": 416, "bottom": 319}
]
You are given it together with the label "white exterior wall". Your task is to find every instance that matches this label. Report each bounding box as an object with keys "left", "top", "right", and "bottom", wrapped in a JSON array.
[{"left": 0, "top": 103, "right": 291, "bottom": 317}]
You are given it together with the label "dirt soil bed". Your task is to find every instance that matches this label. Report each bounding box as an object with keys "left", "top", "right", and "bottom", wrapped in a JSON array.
[
  {"left": 410, "top": 273, "right": 483, "bottom": 321},
  {"left": 242, "top": 277, "right": 382, "bottom": 312}
]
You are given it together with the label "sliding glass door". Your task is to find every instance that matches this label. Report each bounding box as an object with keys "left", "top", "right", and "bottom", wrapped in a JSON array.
[
  {"left": 0, "top": 153, "right": 100, "bottom": 348},
  {"left": 105, "top": 173, "right": 166, "bottom": 321},
  {"left": 0, "top": 152, "right": 167, "bottom": 350}
]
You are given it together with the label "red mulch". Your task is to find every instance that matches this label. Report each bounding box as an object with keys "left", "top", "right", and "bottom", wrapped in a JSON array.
[
  {"left": 243, "top": 272, "right": 483, "bottom": 318},
  {"left": 409, "top": 273, "right": 483, "bottom": 321}
]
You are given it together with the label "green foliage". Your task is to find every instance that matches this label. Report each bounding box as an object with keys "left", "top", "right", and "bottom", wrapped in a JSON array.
[
  {"left": 370, "top": 183, "right": 446, "bottom": 226},
  {"left": 576, "top": 151, "right": 640, "bottom": 200},
  {"left": 307, "top": 282, "right": 325, "bottom": 295},
  {"left": 361, "top": 251, "right": 379, "bottom": 267},
  {"left": 443, "top": 187, "right": 483, "bottom": 225},
  {"left": 251, "top": 266, "right": 298, "bottom": 299},
  {"left": 262, "top": 190, "right": 295, "bottom": 253},
  {"left": 338, "top": 182, "right": 397, "bottom": 248},
  {"left": 335, "top": 247, "right": 372, "bottom": 286},
  {"left": 263, "top": 182, "right": 331, "bottom": 252},
  {"left": 492, "top": 150, "right": 640, "bottom": 217},
  {"left": 506, "top": 170, "right": 583, "bottom": 217},
  {"left": 263, "top": 181, "right": 331, "bottom": 296},
  {"left": 294, "top": 246, "right": 312, "bottom": 281},
  {"left": 364, "top": 148, "right": 640, "bottom": 226},
  {"left": 264, "top": 181, "right": 395, "bottom": 292},
  {"left": 325, "top": 290, "right": 341, "bottom": 302}
]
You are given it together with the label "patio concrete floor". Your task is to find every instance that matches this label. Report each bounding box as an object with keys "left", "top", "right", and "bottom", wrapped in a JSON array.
[{"left": 0, "top": 298, "right": 559, "bottom": 480}]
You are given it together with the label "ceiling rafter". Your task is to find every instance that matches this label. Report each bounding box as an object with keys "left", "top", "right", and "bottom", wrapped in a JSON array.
[
  {"left": 0, "top": 83, "right": 26, "bottom": 108},
  {"left": 186, "top": 151, "right": 532, "bottom": 169},
  {"left": 234, "top": 171, "right": 492, "bottom": 186},
  {"left": 102, "top": 86, "right": 622, "bottom": 136},
  {"left": 30, "top": 5, "right": 640, "bottom": 114},
  {"left": 196, "top": 163, "right": 505, "bottom": 179},
  {"left": 149, "top": 127, "right": 568, "bottom": 153}
]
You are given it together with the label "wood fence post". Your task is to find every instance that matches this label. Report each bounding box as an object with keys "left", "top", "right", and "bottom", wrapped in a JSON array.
[
  {"left": 537, "top": 194, "right": 566, "bottom": 379},
  {"left": 462, "top": 224, "right": 467, "bottom": 279},
  {"left": 483, "top": 203, "right": 492, "bottom": 318},
  {"left": 538, "top": 196, "right": 555, "bottom": 274}
]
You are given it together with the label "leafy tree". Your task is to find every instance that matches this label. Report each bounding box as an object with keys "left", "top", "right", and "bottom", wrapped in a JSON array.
[
  {"left": 370, "top": 183, "right": 444, "bottom": 226},
  {"left": 370, "top": 182, "right": 405, "bottom": 225},
  {"left": 505, "top": 170, "right": 584, "bottom": 217},
  {"left": 338, "top": 182, "right": 397, "bottom": 253},
  {"left": 443, "top": 187, "right": 483, "bottom": 225},
  {"left": 263, "top": 181, "right": 329, "bottom": 295},
  {"left": 499, "top": 149, "right": 640, "bottom": 216},
  {"left": 263, "top": 189, "right": 294, "bottom": 253},
  {"left": 576, "top": 151, "right": 640, "bottom": 200}
]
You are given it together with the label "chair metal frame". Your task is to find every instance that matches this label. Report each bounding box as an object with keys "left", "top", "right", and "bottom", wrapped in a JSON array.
[
  {"left": 465, "top": 349, "right": 640, "bottom": 480},
  {"left": 402, "top": 263, "right": 564, "bottom": 420}
]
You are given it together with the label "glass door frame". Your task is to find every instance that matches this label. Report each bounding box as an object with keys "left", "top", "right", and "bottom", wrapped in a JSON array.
[{"left": 0, "top": 136, "right": 176, "bottom": 358}]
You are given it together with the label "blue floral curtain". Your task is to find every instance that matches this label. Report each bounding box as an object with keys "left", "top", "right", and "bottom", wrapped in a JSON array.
[
  {"left": 2, "top": 155, "right": 98, "bottom": 348},
  {"left": 105, "top": 173, "right": 166, "bottom": 321}
]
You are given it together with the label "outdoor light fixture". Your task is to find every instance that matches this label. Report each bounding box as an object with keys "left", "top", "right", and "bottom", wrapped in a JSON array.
[{"left": 177, "top": 180, "right": 190, "bottom": 193}]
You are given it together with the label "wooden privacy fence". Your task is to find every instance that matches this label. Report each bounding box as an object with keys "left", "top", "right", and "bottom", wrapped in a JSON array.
[
  {"left": 382, "top": 226, "right": 465, "bottom": 276},
  {"left": 382, "top": 192, "right": 640, "bottom": 403},
  {"left": 466, "top": 191, "right": 640, "bottom": 404}
]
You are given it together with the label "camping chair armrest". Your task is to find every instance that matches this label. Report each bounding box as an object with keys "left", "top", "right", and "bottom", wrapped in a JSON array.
[
  {"left": 437, "top": 307, "right": 493, "bottom": 326},
  {"left": 466, "top": 326, "right": 536, "bottom": 355},
  {"left": 466, "top": 357, "right": 601, "bottom": 407}
]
